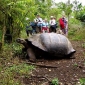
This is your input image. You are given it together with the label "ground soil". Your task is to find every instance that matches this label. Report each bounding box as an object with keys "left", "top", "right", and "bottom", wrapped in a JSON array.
[{"left": 23, "top": 40, "right": 85, "bottom": 85}]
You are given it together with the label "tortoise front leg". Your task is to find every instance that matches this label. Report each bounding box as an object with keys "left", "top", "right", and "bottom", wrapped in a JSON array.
[{"left": 27, "top": 48, "right": 36, "bottom": 62}]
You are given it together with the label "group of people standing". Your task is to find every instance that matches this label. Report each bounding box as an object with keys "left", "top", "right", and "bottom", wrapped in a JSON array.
[
  {"left": 26, "top": 14, "right": 57, "bottom": 36},
  {"left": 26, "top": 14, "right": 68, "bottom": 36}
]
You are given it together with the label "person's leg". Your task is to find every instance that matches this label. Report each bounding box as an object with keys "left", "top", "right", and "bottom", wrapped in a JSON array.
[
  {"left": 50, "top": 26, "right": 52, "bottom": 32},
  {"left": 47, "top": 28, "right": 49, "bottom": 33},
  {"left": 54, "top": 28, "right": 56, "bottom": 33},
  {"left": 29, "top": 30, "right": 32, "bottom": 35},
  {"left": 41, "top": 27, "right": 44, "bottom": 33},
  {"left": 51, "top": 26, "right": 55, "bottom": 32},
  {"left": 37, "top": 23, "right": 42, "bottom": 33},
  {"left": 52, "top": 25, "right": 56, "bottom": 33},
  {"left": 66, "top": 28, "right": 68, "bottom": 36},
  {"left": 26, "top": 30, "right": 29, "bottom": 36},
  {"left": 32, "top": 26, "right": 36, "bottom": 34}
]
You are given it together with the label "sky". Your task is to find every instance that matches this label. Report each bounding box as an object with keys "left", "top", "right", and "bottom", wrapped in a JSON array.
[{"left": 53, "top": 0, "right": 85, "bottom": 6}]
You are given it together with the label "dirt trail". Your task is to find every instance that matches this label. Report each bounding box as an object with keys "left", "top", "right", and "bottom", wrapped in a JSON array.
[{"left": 23, "top": 41, "right": 85, "bottom": 85}]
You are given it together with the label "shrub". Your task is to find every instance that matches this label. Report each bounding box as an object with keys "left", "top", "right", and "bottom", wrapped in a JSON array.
[{"left": 51, "top": 78, "right": 59, "bottom": 85}]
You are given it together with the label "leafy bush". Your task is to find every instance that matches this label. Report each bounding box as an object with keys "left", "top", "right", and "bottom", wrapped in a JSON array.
[
  {"left": 12, "top": 42, "right": 22, "bottom": 56},
  {"left": 68, "top": 27, "right": 85, "bottom": 41},
  {"left": 76, "top": 10, "right": 85, "bottom": 22},
  {"left": 51, "top": 78, "right": 59, "bottom": 85},
  {"left": 68, "top": 29, "right": 76, "bottom": 36},
  {"left": 0, "top": 42, "right": 35, "bottom": 85}
]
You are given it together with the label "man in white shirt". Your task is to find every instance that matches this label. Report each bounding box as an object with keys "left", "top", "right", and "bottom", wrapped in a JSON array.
[{"left": 49, "top": 16, "right": 57, "bottom": 33}]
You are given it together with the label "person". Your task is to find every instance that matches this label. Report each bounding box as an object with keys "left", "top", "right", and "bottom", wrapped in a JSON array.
[
  {"left": 49, "top": 16, "right": 57, "bottom": 33},
  {"left": 65, "top": 19, "right": 68, "bottom": 36},
  {"left": 59, "top": 15, "right": 67, "bottom": 35},
  {"left": 30, "top": 20, "right": 37, "bottom": 34},
  {"left": 41, "top": 19, "right": 49, "bottom": 33},
  {"left": 26, "top": 20, "right": 37, "bottom": 36},
  {"left": 34, "top": 14, "right": 43, "bottom": 33},
  {"left": 26, "top": 24, "right": 32, "bottom": 36}
]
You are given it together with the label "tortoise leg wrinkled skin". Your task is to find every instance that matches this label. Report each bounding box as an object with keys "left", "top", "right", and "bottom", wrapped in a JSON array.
[{"left": 27, "top": 48, "right": 36, "bottom": 62}]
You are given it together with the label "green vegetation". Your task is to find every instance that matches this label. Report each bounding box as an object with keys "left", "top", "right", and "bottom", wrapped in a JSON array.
[
  {"left": 68, "top": 20, "right": 85, "bottom": 41},
  {"left": 77, "top": 78, "right": 85, "bottom": 85},
  {"left": 51, "top": 78, "right": 59, "bottom": 85},
  {"left": 73, "top": 62, "right": 78, "bottom": 67},
  {"left": 0, "top": 43, "right": 35, "bottom": 85},
  {"left": 68, "top": 28, "right": 85, "bottom": 41},
  {"left": 0, "top": 63, "right": 34, "bottom": 85},
  {"left": 82, "top": 43, "right": 85, "bottom": 48},
  {"left": 0, "top": 0, "right": 85, "bottom": 85}
]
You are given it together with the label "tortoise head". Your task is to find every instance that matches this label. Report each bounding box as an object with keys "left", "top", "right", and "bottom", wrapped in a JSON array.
[
  {"left": 16, "top": 38, "right": 26, "bottom": 44},
  {"left": 16, "top": 38, "right": 30, "bottom": 48}
]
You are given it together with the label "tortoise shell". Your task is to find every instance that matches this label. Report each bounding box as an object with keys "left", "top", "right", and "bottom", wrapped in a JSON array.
[{"left": 28, "top": 33, "right": 75, "bottom": 56}]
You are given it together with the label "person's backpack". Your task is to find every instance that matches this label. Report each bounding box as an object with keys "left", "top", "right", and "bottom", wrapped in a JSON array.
[
  {"left": 30, "top": 22, "right": 35, "bottom": 26},
  {"left": 30, "top": 22, "right": 37, "bottom": 27}
]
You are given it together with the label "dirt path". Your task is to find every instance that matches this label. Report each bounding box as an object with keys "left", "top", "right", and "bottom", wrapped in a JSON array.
[{"left": 23, "top": 41, "right": 85, "bottom": 85}]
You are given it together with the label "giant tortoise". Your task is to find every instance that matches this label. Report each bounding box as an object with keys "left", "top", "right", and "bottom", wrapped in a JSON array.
[{"left": 16, "top": 33, "right": 76, "bottom": 62}]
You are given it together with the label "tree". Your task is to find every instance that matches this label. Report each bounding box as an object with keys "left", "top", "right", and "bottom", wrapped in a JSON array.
[
  {"left": 75, "top": 6, "right": 85, "bottom": 22},
  {"left": 56, "top": 0, "right": 73, "bottom": 29},
  {"left": 72, "top": 0, "right": 82, "bottom": 17},
  {"left": 0, "top": 0, "right": 37, "bottom": 44}
]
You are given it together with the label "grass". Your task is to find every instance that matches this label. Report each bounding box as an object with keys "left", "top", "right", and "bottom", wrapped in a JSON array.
[
  {"left": 76, "top": 78, "right": 85, "bottom": 85},
  {"left": 73, "top": 62, "right": 78, "bottom": 67},
  {"left": 0, "top": 63, "right": 35, "bottom": 85},
  {"left": 82, "top": 43, "right": 85, "bottom": 48},
  {"left": 68, "top": 28, "right": 85, "bottom": 41},
  {"left": 0, "top": 63, "right": 34, "bottom": 85},
  {"left": 68, "top": 22, "right": 85, "bottom": 41},
  {"left": 0, "top": 43, "right": 35, "bottom": 85},
  {"left": 51, "top": 78, "right": 59, "bottom": 85}
]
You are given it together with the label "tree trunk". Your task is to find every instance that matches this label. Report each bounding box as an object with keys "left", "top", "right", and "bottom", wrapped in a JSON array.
[
  {"left": 0, "top": 42, "right": 2, "bottom": 51},
  {"left": 1, "top": 26, "right": 6, "bottom": 49}
]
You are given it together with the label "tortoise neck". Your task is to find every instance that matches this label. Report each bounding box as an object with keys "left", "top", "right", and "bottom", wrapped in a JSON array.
[{"left": 22, "top": 41, "right": 29, "bottom": 49}]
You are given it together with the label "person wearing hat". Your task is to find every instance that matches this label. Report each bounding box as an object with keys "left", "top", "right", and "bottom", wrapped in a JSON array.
[
  {"left": 49, "top": 16, "right": 57, "bottom": 33},
  {"left": 34, "top": 14, "right": 43, "bottom": 33}
]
